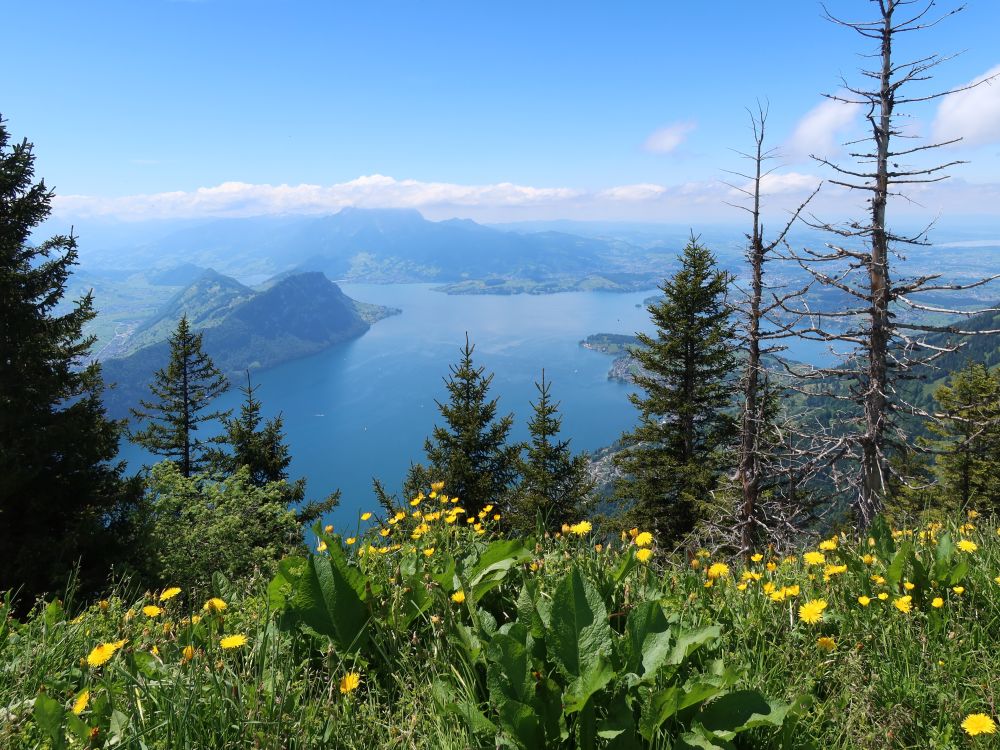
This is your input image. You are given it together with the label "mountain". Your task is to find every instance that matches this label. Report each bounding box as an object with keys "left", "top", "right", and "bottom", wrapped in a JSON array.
[
  {"left": 100, "top": 271, "right": 398, "bottom": 418},
  {"left": 78, "top": 208, "right": 666, "bottom": 292}
]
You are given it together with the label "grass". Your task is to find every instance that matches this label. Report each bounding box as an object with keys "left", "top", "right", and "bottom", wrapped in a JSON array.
[{"left": 2, "top": 498, "right": 999, "bottom": 748}]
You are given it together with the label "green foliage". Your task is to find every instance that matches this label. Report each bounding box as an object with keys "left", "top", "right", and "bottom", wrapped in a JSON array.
[
  {"left": 614, "top": 239, "right": 737, "bottom": 543},
  {"left": 406, "top": 335, "right": 521, "bottom": 515},
  {"left": 136, "top": 462, "right": 303, "bottom": 591},
  {"left": 0, "top": 116, "right": 139, "bottom": 604},
  {"left": 511, "top": 370, "right": 596, "bottom": 533},
  {"left": 130, "top": 315, "right": 230, "bottom": 477}
]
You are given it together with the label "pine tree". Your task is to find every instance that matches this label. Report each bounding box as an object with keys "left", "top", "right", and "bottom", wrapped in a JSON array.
[
  {"left": 926, "top": 362, "right": 1000, "bottom": 513},
  {"left": 130, "top": 315, "right": 230, "bottom": 477},
  {"left": 406, "top": 335, "right": 520, "bottom": 516},
  {"left": 0, "top": 116, "right": 138, "bottom": 600},
  {"left": 613, "top": 240, "right": 737, "bottom": 543},
  {"left": 512, "top": 370, "right": 595, "bottom": 533}
]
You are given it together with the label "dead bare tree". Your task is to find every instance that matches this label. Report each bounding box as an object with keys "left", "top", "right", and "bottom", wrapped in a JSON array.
[{"left": 782, "top": 0, "right": 1000, "bottom": 529}]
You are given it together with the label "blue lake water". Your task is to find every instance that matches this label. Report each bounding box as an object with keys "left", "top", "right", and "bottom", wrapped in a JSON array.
[{"left": 120, "top": 283, "right": 837, "bottom": 526}]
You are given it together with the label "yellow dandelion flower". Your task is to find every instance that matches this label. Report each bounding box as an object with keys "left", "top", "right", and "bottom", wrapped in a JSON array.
[
  {"left": 410, "top": 497, "right": 422, "bottom": 507},
  {"left": 99, "top": 599, "right": 109, "bottom": 611},
  {"left": 569, "top": 521, "right": 592, "bottom": 536},
  {"left": 316, "top": 540, "right": 327, "bottom": 552},
  {"left": 339, "top": 671, "right": 362, "bottom": 694},
  {"left": 151, "top": 645, "right": 159, "bottom": 656},
  {"left": 220, "top": 634, "right": 247, "bottom": 649},
  {"left": 952, "top": 586, "right": 965, "bottom": 595},
  {"left": 493, "top": 513, "right": 501, "bottom": 521},
  {"left": 878, "top": 592, "right": 889, "bottom": 600},
  {"left": 957, "top": 539, "right": 977, "bottom": 553},
  {"left": 798, "top": 599, "right": 828, "bottom": 625},
  {"left": 824, "top": 564, "right": 847, "bottom": 577},
  {"left": 786, "top": 585, "right": 800, "bottom": 596},
  {"left": 142, "top": 605, "right": 162, "bottom": 618},
  {"left": 86, "top": 639, "right": 127, "bottom": 668},
  {"left": 158, "top": 587, "right": 181, "bottom": 602},
  {"left": 634, "top": 531, "right": 653, "bottom": 547},
  {"left": 968, "top": 509, "right": 980, "bottom": 519},
  {"left": 871, "top": 575, "right": 886, "bottom": 585},
  {"left": 893, "top": 595, "right": 913, "bottom": 613},
  {"left": 994, "top": 575, "right": 1000, "bottom": 585},
  {"left": 762, "top": 582, "right": 776, "bottom": 594},
  {"left": 690, "top": 559, "right": 701, "bottom": 569},
  {"left": 380, "top": 528, "right": 391, "bottom": 537},
  {"left": 451, "top": 590, "right": 466, "bottom": 604},
  {"left": 361, "top": 512, "right": 372, "bottom": 521},
  {"left": 819, "top": 537, "right": 837, "bottom": 551},
  {"left": 803, "top": 551, "right": 826, "bottom": 566},
  {"left": 932, "top": 597, "right": 944, "bottom": 608},
  {"left": 696, "top": 549, "right": 711, "bottom": 559},
  {"left": 750, "top": 553, "right": 763, "bottom": 562},
  {"left": 704, "top": 579, "right": 714, "bottom": 588},
  {"left": 861, "top": 554, "right": 876, "bottom": 565},
  {"left": 423, "top": 547, "right": 435, "bottom": 557},
  {"left": 737, "top": 582, "right": 748, "bottom": 591},
  {"left": 346, "top": 537, "right": 356, "bottom": 545},
  {"left": 324, "top": 524, "right": 334, "bottom": 533},
  {"left": 182, "top": 644, "right": 195, "bottom": 662},
  {"left": 636, "top": 548, "right": 653, "bottom": 564},
  {"left": 816, "top": 636, "right": 836, "bottom": 652},
  {"left": 72, "top": 689, "right": 90, "bottom": 715},
  {"left": 858, "top": 595, "right": 871, "bottom": 607},
  {"left": 766, "top": 561, "right": 777, "bottom": 572},
  {"left": 903, "top": 581, "right": 915, "bottom": 591},
  {"left": 962, "top": 713, "right": 997, "bottom": 736},
  {"left": 430, "top": 481, "right": 445, "bottom": 492},
  {"left": 707, "top": 562, "right": 730, "bottom": 580},
  {"left": 203, "top": 598, "right": 227, "bottom": 613}
]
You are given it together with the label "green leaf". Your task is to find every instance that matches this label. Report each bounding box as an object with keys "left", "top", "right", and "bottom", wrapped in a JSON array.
[
  {"left": 626, "top": 600, "right": 673, "bottom": 679},
  {"left": 498, "top": 700, "right": 545, "bottom": 750},
  {"left": 639, "top": 686, "right": 679, "bottom": 740},
  {"left": 668, "top": 625, "right": 721, "bottom": 665},
  {"left": 547, "top": 567, "right": 613, "bottom": 682},
  {"left": 948, "top": 558, "right": 968, "bottom": 586},
  {"left": 44, "top": 599, "right": 64, "bottom": 629},
  {"left": 886, "top": 542, "right": 911, "bottom": 588},
  {"left": 267, "top": 555, "right": 306, "bottom": 613},
  {"left": 933, "top": 532, "right": 954, "bottom": 583},
  {"left": 431, "top": 680, "right": 497, "bottom": 736},
  {"left": 697, "top": 690, "right": 789, "bottom": 733},
  {"left": 289, "top": 552, "right": 369, "bottom": 652},
  {"left": 563, "top": 653, "right": 615, "bottom": 714},
  {"left": 597, "top": 689, "right": 635, "bottom": 740},
  {"left": 466, "top": 539, "right": 532, "bottom": 601},
  {"left": 212, "top": 570, "right": 236, "bottom": 602},
  {"left": 487, "top": 632, "right": 533, "bottom": 705},
  {"left": 33, "top": 694, "right": 66, "bottom": 749}
]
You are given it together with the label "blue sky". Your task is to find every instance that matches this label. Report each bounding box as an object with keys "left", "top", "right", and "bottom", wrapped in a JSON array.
[{"left": 6, "top": 0, "right": 1000, "bottom": 223}]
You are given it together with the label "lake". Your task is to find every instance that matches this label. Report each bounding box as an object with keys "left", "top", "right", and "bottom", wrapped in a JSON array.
[{"left": 121, "top": 283, "right": 837, "bottom": 526}]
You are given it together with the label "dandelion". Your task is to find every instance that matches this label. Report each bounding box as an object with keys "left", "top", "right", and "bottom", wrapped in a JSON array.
[
  {"left": 634, "top": 531, "right": 653, "bottom": 547},
  {"left": 819, "top": 537, "right": 837, "bottom": 551},
  {"left": 346, "top": 537, "right": 356, "bottom": 545},
  {"left": 798, "top": 599, "right": 828, "bottom": 625},
  {"left": 220, "top": 634, "right": 248, "bottom": 649},
  {"left": 878, "top": 592, "right": 889, "bottom": 601},
  {"left": 361, "top": 512, "right": 372, "bottom": 521},
  {"left": 995, "top": 576, "right": 1000, "bottom": 586},
  {"left": 142, "top": 605, "right": 162, "bottom": 617},
  {"left": 430, "top": 481, "right": 445, "bottom": 492},
  {"left": 569, "top": 521, "right": 592, "bottom": 536},
  {"left": 903, "top": 581, "right": 915, "bottom": 591},
  {"left": 871, "top": 575, "right": 886, "bottom": 585},
  {"left": 636, "top": 548, "right": 653, "bottom": 564},
  {"left": 72, "top": 689, "right": 90, "bottom": 715},
  {"left": 766, "top": 562, "right": 777, "bottom": 572},
  {"left": 961, "top": 713, "right": 997, "bottom": 736},
  {"left": 861, "top": 554, "right": 876, "bottom": 565},
  {"left": 816, "top": 636, "right": 836, "bottom": 652},
  {"left": 324, "top": 525, "right": 334, "bottom": 533},
  {"left": 99, "top": 599, "right": 109, "bottom": 611},
  {"left": 750, "top": 553, "right": 763, "bottom": 563},
  {"left": 339, "top": 671, "right": 362, "bottom": 694},
  {"left": 410, "top": 497, "right": 422, "bottom": 507},
  {"left": 957, "top": 539, "right": 978, "bottom": 553},
  {"left": 803, "top": 551, "right": 826, "bottom": 566},
  {"left": 423, "top": 547, "right": 435, "bottom": 557},
  {"left": 858, "top": 596, "right": 871, "bottom": 607},
  {"left": 316, "top": 540, "right": 327, "bottom": 552},
  {"left": 203, "top": 598, "right": 227, "bottom": 613},
  {"left": 893, "top": 595, "right": 913, "bottom": 613},
  {"left": 87, "top": 639, "right": 127, "bottom": 668},
  {"left": 707, "top": 562, "right": 730, "bottom": 580},
  {"left": 696, "top": 549, "right": 711, "bottom": 559},
  {"left": 451, "top": 590, "right": 466, "bottom": 604},
  {"left": 952, "top": 586, "right": 965, "bottom": 595},
  {"left": 158, "top": 587, "right": 181, "bottom": 602},
  {"left": 932, "top": 597, "right": 944, "bottom": 608},
  {"left": 380, "top": 528, "right": 391, "bottom": 537},
  {"left": 182, "top": 645, "right": 195, "bottom": 662}
]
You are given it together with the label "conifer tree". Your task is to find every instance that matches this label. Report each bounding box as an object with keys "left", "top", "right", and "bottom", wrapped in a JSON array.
[
  {"left": 211, "top": 371, "right": 292, "bottom": 486},
  {"left": 512, "top": 370, "right": 595, "bottom": 533},
  {"left": 0, "top": 117, "right": 137, "bottom": 600},
  {"left": 614, "top": 240, "right": 737, "bottom": 543},
  {"left": 926, "top": 362, "right": 1000, "bottom": 513},
  {"left": 406, "top": 335, "right": 520, "bottom": 516},
  {"left": 130, "top": 315, "right": 230, "bottom": 477}
]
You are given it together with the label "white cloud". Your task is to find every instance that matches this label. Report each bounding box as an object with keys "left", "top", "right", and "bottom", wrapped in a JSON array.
[
  {"left": 786, "top": 96, "right": 862, "bottom": 161},
  {"left": 48, "top": 173, "right": 1000, "bottom": 224},
  {"left": 933, "top": 64, "right": 1000, "bottom": 147},
  {"left": 643, "top": 121, "right": 696, "bottom": 154}
]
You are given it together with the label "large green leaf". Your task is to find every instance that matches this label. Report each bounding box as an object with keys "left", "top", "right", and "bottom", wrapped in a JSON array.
[
  {"left": 466, "top": 539, "right": 532, "bottom": 602},
  {"left": 33, "top": 694, "right": 66, "bottom": 750},
  {"left": 697, "top": 690, "right": 789, "bottom": 735},
  {"left": 668, "top": 625, "right": 721, "bottom": 665},
  {"left": 548, "top": 567, "right": 613, "bottom": 683},
  {"left": 563, "top": 653, "right": 615, "bottom": 714},
  {"left": 886, "top": 542, "right": 911, "bottom": 588},
  {"left": 933, "top": 532, "right": 954, "bottom": 583},
  {"left": 487, "top": 632, "right": 533, "bottom": 705},
  {"left": 267, "top": 555, "right": 306, "bottom": 613},
  {"left": 626, "top": 600, "right": 673, "bottom": 680},
  {"left": 498, "top": 701, "right": 545, "bottom": 750},
  {"left": 289, "top": 551, "right": 369, "bottom": 652}
]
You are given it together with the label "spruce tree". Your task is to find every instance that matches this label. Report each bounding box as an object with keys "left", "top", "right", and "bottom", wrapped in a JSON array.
[
  {"left": 613, "top": 240, "right": 737, "bottom": 543},
  {"left": 406, "top": 335, "right": 520, "bottom": 516},
  {"left": 130, "top": 315, "right": 230, "bottom": 477},
  {"left": 0, "top": 117, "right": 137, "bottom": 600},
  {"left": 211, "top": 371, "right": 293, "bottom": 486},
  {"left": 512, "top": 370, "right": 595, "bottom": 533},
  {"left": 926, "top": 362, "right": 1000, "bottom": 513}
]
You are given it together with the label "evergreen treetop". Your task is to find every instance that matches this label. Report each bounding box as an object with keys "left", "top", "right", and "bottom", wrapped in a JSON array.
[{"left": 130, "top": 315, "right": 230, "bottom": 477}]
